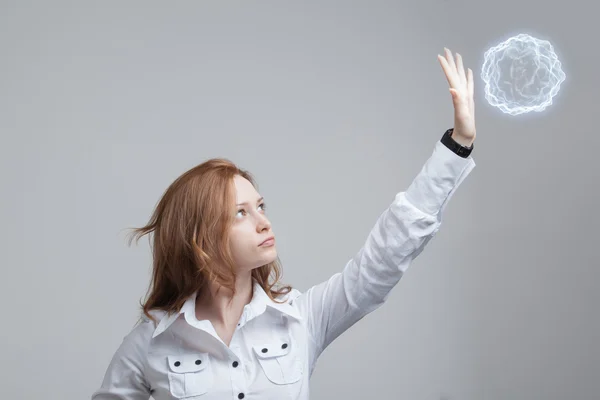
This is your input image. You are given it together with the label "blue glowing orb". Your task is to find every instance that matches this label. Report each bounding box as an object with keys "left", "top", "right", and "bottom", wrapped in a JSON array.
[{"left": 481, "top": 33, "right": 566, "bottom": 115}]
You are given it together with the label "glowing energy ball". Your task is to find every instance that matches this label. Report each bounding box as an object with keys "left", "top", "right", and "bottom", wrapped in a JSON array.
[{"left": 481, "top": 33, "right": 566, "bottom": 115}]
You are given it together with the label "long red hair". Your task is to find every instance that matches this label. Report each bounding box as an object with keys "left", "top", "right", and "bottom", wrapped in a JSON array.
[{"left": 127, "top": 158, "right": 291, "bottom": 323}]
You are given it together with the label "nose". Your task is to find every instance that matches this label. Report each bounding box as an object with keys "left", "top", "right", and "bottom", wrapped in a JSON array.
[{"left": 256, "top": 214, "right": 271, "bottom": 232}]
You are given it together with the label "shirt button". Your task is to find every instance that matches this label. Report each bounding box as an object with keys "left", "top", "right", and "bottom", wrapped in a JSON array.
[
  {"left": 174, "top": 361, "right": 181, "bottom": 367},
  {"left": 232, "top": 361, "right": 239, "bottom": 368},
  {"left": 195, "top": 359, "right": 202, "bottom": 365},
  {"left": 238, "top": 393, "right": 245, "bottom": 399},
  {"left": 281, "top": 343, "right": 288, "bottom": 349},
  {"left": 261, "top": 348, "right": 268, "bottom": 353}
]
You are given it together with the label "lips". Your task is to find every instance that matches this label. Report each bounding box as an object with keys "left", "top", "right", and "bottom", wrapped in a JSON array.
[{"left": 259, "top": 236, "right": 275, "bottom": 246}]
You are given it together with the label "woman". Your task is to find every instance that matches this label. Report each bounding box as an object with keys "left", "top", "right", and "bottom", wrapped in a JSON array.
[{"left": 92, "top": 48, "right": 476, "bottom": 400}]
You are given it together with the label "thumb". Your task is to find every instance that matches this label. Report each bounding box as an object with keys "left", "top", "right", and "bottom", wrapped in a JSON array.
[{"left": 450, "top": 88, "right": 467, "bottom": 106}]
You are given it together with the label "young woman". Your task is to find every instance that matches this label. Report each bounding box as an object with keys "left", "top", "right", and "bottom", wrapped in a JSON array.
[{"left": 92, "top": 48, "right": 477, "bottom": 400}]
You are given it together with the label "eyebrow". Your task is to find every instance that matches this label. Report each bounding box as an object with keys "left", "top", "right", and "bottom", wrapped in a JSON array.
[{"left": 236, "top": 197, "right": 264, "bottom": 207}]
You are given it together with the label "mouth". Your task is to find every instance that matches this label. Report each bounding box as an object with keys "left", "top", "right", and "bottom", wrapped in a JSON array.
[{"left": 259, "top": 236, "right": 275, "bottom": 246}]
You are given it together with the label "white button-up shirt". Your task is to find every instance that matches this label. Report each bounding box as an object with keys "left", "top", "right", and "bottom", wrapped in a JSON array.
[{"left": 92, "top": 140, "right": 475, "bottom": 400}]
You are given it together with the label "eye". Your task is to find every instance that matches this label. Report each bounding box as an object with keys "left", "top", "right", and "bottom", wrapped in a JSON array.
[{"left": 235, "top": 203, "right": 267, "bottom": 216}]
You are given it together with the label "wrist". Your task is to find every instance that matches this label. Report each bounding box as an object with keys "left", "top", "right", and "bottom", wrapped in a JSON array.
[
  {"left": 441, "top": 128, "right": 474, "bottom": 158},
  {"left": 450, "top": 131, "right": 474, "bottom": 148}
]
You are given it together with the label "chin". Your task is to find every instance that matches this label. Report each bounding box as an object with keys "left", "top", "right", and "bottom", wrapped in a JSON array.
[
  {"left": 259, "top": 251, "right": 278, "bottom": 266},
  {"left": 244, "top": 253, "right": 278, "bottom": 272}
]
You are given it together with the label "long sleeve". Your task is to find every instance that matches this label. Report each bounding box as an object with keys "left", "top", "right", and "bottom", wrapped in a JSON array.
[
  {"left": 91, "top": 319, "right": 154, "bottom": 400},
  {"left": 295, "top": 140, "right": 476, "bottom": 369}
]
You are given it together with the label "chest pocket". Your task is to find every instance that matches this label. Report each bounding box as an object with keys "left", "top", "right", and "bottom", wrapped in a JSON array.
[
  {"left": 253, "top": 337, "right": 303, "bottom": 385},
  {"left": 167, "top": 353, "right": 213, "bottom": 398}
]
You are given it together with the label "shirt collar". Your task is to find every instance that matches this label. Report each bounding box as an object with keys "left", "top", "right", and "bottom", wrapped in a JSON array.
[
  {"left": 247, "top": 280, "right": 302, "bottom": 323},
  {"left": 151, "top": 279, "right": 301, "bottom": 339},
  {"left": 150, "top": 292, "right": 197, "bottom": 338}
]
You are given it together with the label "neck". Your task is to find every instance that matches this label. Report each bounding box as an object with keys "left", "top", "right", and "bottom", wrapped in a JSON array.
[{"left": 195, "top": 270, "right": 254, "bottom": 327}]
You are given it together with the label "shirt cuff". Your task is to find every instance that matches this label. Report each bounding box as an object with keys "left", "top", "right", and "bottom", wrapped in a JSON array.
[{"left": 404, "top": 139, "right": 476, "bottom": 216}]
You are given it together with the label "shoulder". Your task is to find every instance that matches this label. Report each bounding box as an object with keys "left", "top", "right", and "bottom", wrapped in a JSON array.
[
  {"left": 139, "top": 309, "right": 168, "bottom": 327},
  {"left": 116, "top": 312, "right": 162, "bottom": 359},
  {"left": 275, "top": 287, "right": 303, "bottom": 304},
  {"left": 125, "top": 318, "right": 154, "bottom": 349}
]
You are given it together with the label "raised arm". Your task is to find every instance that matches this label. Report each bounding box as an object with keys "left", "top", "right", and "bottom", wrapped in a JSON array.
[
  {"left": 296, "top": 138, "right": 475, "bottom": 366},
  {"left": 295, "top": 48, "right": 477, "bottom": 371}
]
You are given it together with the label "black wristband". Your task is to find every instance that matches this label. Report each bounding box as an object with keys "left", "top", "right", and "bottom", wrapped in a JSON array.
[{"left": 440, "top": 128, "right": 473, "bottom": 158}]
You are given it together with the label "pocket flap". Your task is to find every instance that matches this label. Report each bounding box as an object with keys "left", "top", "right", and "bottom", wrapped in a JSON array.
[
  {"left": 253, "top": 339, "right": 292, "bottom": 359},
  {"left": 167, "top": 353, "right": 209, "bottom": 373}
]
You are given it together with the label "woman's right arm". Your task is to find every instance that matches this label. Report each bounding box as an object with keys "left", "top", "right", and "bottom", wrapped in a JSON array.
[{"left": 91, "top": 319, "right": 153, "bottom": 400}]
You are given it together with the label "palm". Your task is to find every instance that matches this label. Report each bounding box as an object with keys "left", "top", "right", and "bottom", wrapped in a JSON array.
[{"left": 438, "top": 48, "right": 476, "bottom": 143}]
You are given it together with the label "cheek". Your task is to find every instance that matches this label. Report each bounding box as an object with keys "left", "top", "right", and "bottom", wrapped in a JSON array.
[{"left": 229, "top": 228, "right": 255, "bottom": 256}]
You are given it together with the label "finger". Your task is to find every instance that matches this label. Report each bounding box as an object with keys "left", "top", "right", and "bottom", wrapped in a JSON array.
[
  {"left": 450, "top": 88, "right": 469, "bottom": 109},
  {"left": 467, "top": 68, "right": 474, "bottom": 97},
  {"left": 455, "top": 53, "right": 467, "bottom": 85},
  {"left": 469, "top": 95, "right": 475, "bottom": 117},
  {"left": 449, "top": 88, "right": 460, "bottom": 104},
  {"left": 444, "top": 48, "right": 458, "bottom": 76},
  {"left": 467, "top": 68, "right": 474, "bottom": 101},
  {"left": 438, "top": 54, "right": 459, "bottom": 89}
]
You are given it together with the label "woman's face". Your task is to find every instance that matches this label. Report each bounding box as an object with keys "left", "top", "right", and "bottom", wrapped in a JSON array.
[{"left": 228, "top": 175, "right": 277, "bottom": 272}]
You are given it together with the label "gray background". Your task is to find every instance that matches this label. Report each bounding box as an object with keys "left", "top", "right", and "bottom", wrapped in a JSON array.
[{"left": 1, "top": 1, "right": 598, "bottom": 400}]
